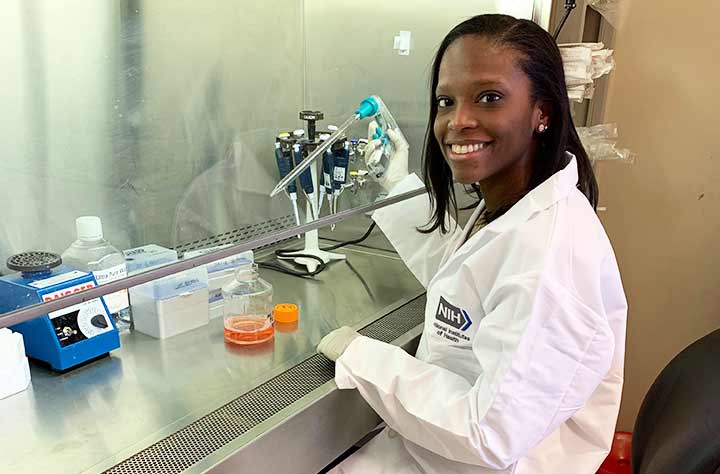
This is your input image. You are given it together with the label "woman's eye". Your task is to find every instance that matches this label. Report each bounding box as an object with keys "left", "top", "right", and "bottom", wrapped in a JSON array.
[
  {"left": 479, "top": 93, "right": 502, "bottom": 104},
  {"left": 436, "top": 97, "right": 453, "bottom": 108}
]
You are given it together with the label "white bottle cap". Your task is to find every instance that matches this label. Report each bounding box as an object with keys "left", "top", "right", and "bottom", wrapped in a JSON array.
[
  {"left": 292, "top": 129, "right": 305, "bottom": 137},
  {"left": 76, "top": 216, "right": 103, "bottom": 241}
]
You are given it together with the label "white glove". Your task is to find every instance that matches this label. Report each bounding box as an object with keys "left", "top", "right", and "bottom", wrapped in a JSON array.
[
  {"left": 317, "top": 326, "right": 361, "bottom": 362},
  {"left": 364, "top": 121, "right": 409, "bottom": 192}
]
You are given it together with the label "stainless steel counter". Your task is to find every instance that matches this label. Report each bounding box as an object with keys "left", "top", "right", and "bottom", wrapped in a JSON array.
[{"left": 0, "top": 239, "right": 424, "bottom": 474}]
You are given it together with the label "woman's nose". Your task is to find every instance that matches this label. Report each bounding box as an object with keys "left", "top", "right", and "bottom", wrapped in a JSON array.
[{"left": 448, "top": 104, "right": 478, "bottom": 131}]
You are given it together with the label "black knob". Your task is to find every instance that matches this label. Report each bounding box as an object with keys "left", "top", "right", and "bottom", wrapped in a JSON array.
[
  {"left": 299, "top": 110, "right": 324, "bottom": 121},
  {"left": 91, "top": 315, "right": 109, "bottom": 329},
  {"left": 299, "top": 110, "right": 324, "bottom": 141}
]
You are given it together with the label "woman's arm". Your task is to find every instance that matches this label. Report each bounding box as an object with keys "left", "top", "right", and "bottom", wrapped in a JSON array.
[
  {"left": 372, "top": 174, "right": 466, "bottom": 288},
  {"left": 334, "top": 273, "right": 616, "bottom": 469}
]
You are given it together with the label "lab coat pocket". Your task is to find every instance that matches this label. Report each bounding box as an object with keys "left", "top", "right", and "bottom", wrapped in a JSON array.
[
  {"left": 561, "top": 319, "right": 615, "bottom": 411},
  {"left": 514, "top": 281, "right": 606, "bottom": 404},
  {"left": 534, "top": 281, "right": 614, "bottom": 414}
]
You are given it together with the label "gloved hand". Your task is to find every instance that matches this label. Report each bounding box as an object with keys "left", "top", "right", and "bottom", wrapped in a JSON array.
[
  {"left": 364, "top": 120, "right": 409, "bottom": 192},
  {"left": 317, "top": 326, "right": 361, "bottom": 362}
]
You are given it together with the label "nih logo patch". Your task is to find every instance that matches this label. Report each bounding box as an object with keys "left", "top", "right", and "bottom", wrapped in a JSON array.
[{"left": 435, "top": 296, "right": 473, "bottom": 331}]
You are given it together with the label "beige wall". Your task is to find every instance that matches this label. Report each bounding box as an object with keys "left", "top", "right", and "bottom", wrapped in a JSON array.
[{"left": 597, "top": 0, "right": 720, "bottom": 431}]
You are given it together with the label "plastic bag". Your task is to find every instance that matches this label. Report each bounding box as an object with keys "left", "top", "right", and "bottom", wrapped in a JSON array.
[
  {"left": 560, "top": 43, "right": 615, "bottom": 102},
  {"left": 591, "top": 48, "right": 615, "bottom": 79},
  {"left": 568, "top": 83, "right": 595, "bottom": 101},
  {"left": 577, "top": 123, "right": 636, "bottom": 163}
]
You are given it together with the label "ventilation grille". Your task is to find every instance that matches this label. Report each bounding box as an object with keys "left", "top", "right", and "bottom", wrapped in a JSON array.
[
  {"left": 105, "top": 294, "right": 426, "bottom": 474},
  {"left": 174, "top": 215, "right": 297, "bottom": 257}
]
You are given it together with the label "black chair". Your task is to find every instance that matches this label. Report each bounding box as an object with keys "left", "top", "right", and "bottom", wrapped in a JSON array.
[{"left": 632, "top": 328, "right": 720, "bottom": 473}]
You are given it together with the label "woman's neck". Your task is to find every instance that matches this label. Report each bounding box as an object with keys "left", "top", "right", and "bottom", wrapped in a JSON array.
[{"left": 478, "top": 154, "right": 534, "bottom": 213}]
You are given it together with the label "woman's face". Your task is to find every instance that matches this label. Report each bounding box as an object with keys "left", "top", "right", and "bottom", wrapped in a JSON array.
[{"left": 433, "top": 35, "right": 544, "bottom": 186}]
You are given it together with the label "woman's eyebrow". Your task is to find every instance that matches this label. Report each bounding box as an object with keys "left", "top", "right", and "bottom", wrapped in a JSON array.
[
  {"left": 470, "top": 79, "right": 507, "bottom": 89},
  {"left": 436, "top": 78, "right": 508, "bottom": 94}
]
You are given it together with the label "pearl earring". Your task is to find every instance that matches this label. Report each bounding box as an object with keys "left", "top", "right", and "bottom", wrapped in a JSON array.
[{"left": 538, "top": 124, "right": 548, "bottom": 133}]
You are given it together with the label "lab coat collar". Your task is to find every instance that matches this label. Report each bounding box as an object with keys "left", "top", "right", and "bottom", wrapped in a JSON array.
[
  {"left": 487, "top": 152, "right": 579, "bottom": 232},
  {"left": 446, "top": 153, "right": 579, "bottom": 258},
  {"left": 470, "top": 153, "right": 579, "bottom": 237}
]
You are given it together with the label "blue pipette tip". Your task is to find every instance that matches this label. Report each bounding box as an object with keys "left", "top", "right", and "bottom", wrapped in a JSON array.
[{"left": 356, "top": 96, "right": 379, "bottom": 119}]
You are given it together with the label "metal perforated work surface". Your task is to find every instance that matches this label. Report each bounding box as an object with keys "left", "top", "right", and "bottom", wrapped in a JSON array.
[
  {"left": 104, "top": 294, "right": 426, "bottom": 474},
  {"left": 174, "top": 216, "right": 296, "bottom": 257}
]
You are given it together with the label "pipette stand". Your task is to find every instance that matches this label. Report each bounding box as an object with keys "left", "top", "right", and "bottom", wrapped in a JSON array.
[{"left": 279, "top": 162, "right": 345, "bottom": 273}]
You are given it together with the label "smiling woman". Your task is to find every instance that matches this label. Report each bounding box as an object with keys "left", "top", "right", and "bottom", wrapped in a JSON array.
[
  {"left": 435, "top": 36, "right": 538, "bottom": 189},
  {"left": 318, "top": 13, "right": 627, "bottom": 474},
  {"left": 423, "top": 14, "right": 598, "bottom": 231}
]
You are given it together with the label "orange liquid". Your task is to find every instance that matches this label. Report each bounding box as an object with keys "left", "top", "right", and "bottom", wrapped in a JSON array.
[{"left": 224, "top": 315, "right": 274, "bottom": 345}]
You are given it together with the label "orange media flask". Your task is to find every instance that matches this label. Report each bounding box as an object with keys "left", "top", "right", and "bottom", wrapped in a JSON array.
[{"left": 222, "top": 264, "right": 274, "bottom": 345}]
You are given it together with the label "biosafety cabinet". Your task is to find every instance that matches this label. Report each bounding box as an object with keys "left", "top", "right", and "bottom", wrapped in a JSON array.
[{"left": 0, "top": 1, "right": 611, "bottom": 472}]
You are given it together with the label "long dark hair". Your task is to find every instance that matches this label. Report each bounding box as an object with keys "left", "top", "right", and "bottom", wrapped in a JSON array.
[{"left": 421, "top": 14, "right": 598, "bottom": 233}]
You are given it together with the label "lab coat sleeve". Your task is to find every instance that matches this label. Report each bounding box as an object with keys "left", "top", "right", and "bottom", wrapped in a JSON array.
[
  {"left": 334, "top": 274, "right": 615, "bottom": 469},
  {"left": 371, "top": 174, "right": 465, "bottom": 287}
]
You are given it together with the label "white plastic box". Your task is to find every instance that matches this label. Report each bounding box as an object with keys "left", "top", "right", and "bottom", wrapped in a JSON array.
[
  {"left": 0, "top": 328, "right": 31, "bottom": 399},
  {"left": 123, "top": 244, "right": 178, "bottom": 274},
  {"left": 130, "top": 268, "right": 210, "bottom": 339},
  {"left": 182, "top": 247, "right": 253, "bottom": 319}
]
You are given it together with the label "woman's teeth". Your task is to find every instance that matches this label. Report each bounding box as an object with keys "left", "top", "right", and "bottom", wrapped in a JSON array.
[{"left": 450, "top": 143, "right": 487, "bottom": 154}]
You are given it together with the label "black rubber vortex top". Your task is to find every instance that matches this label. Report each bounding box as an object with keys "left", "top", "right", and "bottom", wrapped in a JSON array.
[{"left": 7, "top": 251, "right": 62, "bottom": 273}]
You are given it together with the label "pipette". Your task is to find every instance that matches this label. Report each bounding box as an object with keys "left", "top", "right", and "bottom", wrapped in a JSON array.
[
  {"left": 274, "top": 136, "right": 301, "bottom": 227},
  {"left": 314, "top": 131, "right": 330, "bottom": 214},
  {"left": 329, "top": 139, "right": 350, "bottom": 231},
  {"left": 321, "top": 147, "right": 334, "bottom": 215},
  {"left": 270, "top": 96, "right": 380, "bottom": 197},
  {"left": 322, "top": 126, "right": 339, "bottom": 216},
  {"left": 365, "top": 95, "right": 407, "bottom": 180},
  {"left": 332, "top": 140, "right": 350, "bottom": 215},
  {"left": 292, "top": 140, "right": 319, "bottom": 220}
]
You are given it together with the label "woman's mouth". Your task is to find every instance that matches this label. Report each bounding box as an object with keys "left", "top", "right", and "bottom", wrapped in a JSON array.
[{"left": 446, "top": 141, "right": 493, "bottom": 160}]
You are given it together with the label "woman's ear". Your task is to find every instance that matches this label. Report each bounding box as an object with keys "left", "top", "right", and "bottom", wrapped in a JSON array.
[{"left": 534, "top": 101, "right": 552, "bottom": 132}]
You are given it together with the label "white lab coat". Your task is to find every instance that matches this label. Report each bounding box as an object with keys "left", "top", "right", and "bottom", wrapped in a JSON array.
[{"left": 330, "top": 156, "right": 627, "bottom": 474}]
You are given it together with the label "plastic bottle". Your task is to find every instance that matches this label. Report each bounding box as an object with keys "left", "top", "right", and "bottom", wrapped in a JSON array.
[
  {"left": 222, "top": 264, "right": 273, "bottom": 345},
  {"left": 61, "top": 216, "right": 131, "bottom": 331}
]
